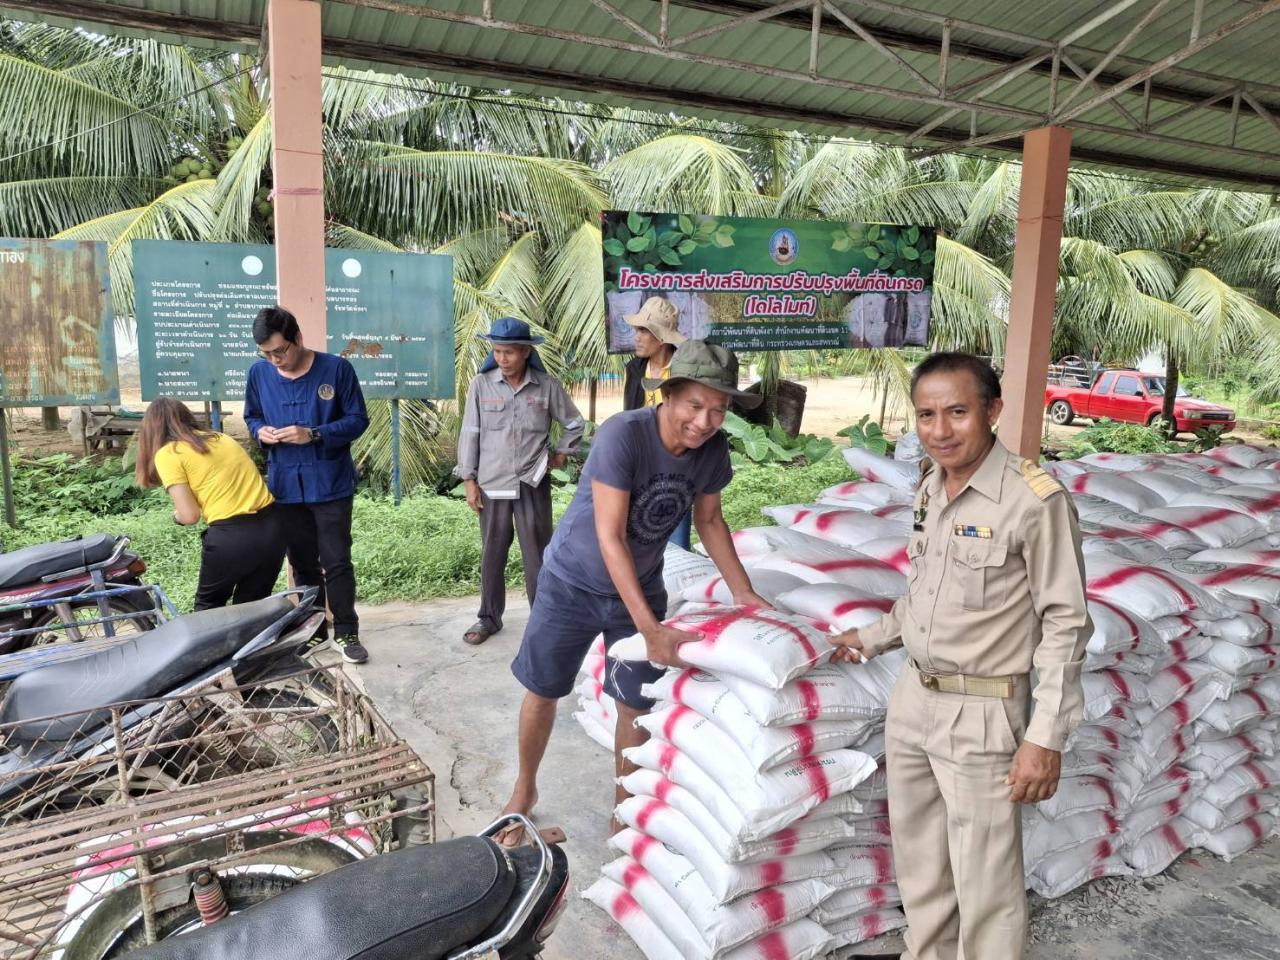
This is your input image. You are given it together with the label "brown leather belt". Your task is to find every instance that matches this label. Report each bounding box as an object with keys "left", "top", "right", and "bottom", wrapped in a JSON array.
[{"left": 910, "top": 659, "right": 1020, "bottom": 699}]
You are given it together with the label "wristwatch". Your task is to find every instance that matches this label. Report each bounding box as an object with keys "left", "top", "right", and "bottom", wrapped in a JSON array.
[{"left": 308, "top": 427, "right": 322, "bottom": 445}]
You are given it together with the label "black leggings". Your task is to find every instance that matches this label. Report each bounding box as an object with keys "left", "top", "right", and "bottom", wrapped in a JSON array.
[{"left": 193, "top": 505, "right": 287, "bottom": 610}]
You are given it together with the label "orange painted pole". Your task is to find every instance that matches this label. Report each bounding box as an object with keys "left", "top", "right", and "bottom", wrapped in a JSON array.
[
  {"left": 266, "top": 0, "right": 326, "bottom": 348},
  {"left": 1001, "top": 126, "right": 1072, "bottom": 459}
]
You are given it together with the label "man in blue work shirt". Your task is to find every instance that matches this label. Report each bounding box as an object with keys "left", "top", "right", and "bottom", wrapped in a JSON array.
[{"left": 244, "top": 305, "right": 371, "bottom": 664}]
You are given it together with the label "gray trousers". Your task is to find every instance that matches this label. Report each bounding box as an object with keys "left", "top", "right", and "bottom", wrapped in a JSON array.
[{"left": 477, "top": 477, "right": 553, "bottom": 632}]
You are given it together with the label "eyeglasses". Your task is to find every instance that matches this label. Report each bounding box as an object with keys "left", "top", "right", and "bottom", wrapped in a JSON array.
[{"left": 257, "top": 342, "right": 295, "bottom": 361}]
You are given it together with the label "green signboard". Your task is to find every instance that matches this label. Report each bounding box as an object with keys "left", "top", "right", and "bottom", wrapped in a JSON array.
[
  {"left": 0, "top": 239, "right": 118, "bottom": 406},
  {"left": 134, "top": 241, "right": 454, "bottom": 401},
  {"left": 601, "top": 212, "right": 936, "bottom": 353}
]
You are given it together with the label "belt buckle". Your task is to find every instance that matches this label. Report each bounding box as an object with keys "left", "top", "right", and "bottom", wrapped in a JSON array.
[{"left": 920, "top": 672, "right": 940, "bottom": 691}]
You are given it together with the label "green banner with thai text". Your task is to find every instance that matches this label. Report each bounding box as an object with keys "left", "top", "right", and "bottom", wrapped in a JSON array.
[{"left": 602, "top": 211, "right": 935, "bottom": 353}]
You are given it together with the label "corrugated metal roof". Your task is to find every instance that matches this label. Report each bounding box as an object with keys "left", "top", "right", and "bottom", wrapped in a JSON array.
[{"left": 7, "top": 0, "right": 1280, "bottom": 188}]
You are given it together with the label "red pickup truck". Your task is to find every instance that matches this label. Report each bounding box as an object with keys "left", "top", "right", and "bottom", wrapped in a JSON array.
[{"left": 1044, "top": 368, "right": 1235, "bottom": 435}]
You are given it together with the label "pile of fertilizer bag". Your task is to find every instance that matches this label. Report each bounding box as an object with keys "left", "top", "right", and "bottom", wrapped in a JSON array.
[{"left": 575, "top": 441, "right": 1280, "bottom": 958}]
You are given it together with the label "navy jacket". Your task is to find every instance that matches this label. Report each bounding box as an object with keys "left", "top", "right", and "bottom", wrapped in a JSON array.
[{"left": 244, "top": 352, "right": 369, "bottom": 504}]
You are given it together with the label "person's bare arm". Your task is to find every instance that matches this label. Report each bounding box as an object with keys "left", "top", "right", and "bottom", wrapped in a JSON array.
[
  {"left": 593, "top": 480, "right": 693, "bottom": 667},
  {"left": 692, "top": 492, "right": 770, "bottom": 608},
  {"left": 166, "top": 483, "right": 202, "bottom": 525}
]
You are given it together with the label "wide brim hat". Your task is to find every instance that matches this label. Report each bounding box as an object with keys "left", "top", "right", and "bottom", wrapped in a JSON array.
[
  {"left": 624, "top": 296, "right": 687, "bottom": 346},
  {"left": 477, "top": 316, "right": 545, "bottom": 345},
  {"left": 644, "top": 339, "right": 762, "bottom": 409}
]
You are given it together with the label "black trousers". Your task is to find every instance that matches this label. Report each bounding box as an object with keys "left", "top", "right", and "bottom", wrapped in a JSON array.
[
  {"left": 476, "top": 478, "right": 553, "bottom": 632},
  {"left": 194, "top": 506, "right": 287, "bottom": 610},
  {"left": 276, "top": 497, "right": 359, "bottom": 638}
]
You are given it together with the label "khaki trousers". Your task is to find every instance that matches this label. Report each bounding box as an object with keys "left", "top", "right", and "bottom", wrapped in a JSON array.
[{"left": 886, "top": 668, "right": 1031, "bottom": 960}]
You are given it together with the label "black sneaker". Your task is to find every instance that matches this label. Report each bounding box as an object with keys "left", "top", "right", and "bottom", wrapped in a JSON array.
[{"left": 332, "top": 635, "right": 369, "bottom": 664}]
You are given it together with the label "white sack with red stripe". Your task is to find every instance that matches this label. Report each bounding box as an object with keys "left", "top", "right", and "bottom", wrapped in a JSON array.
[
  {"left": 1084, "top": 554, "right": 1227, "bottom": 620},
  {"left": 582, "top": 876, "right": 685, "bottom": 960},
  {"left": 636, "top": 705, "right": 876, "bottom": 809},
  {"left": 825, "top": 908, "right": 907, "bottom": 949},
  {"left": 611, "top": 608, "right": 833, "bottom": 689},
  {"left": 1171, "top": 487, "right": 1280, "bottom": 528},
  {"left": 841, "top": 447, "right": 919, "bottom": 489},
  {"left": 726, "top": 526, "right": 855, "bottom": 563},
  {"left": 817, "top": 480, "right": 913, "bottom": 508},
  {"left": 682, "top": 570, "right": 811, "bottom": 607},
  {"left": 783, "top": 509, "right": 911, "bottom": 552},
  {"left": 1125, "top": 468, "right": 1224, "bottom": 502},
  {"left": 663, "top": 544, "right": 721, "bottom": 596},
  {"left": 1156, "top": 559, "right": 1280, "bottom": 606},
  {"left": 1199, "top": 813, "right": 1278, "bottom": 860},
  {"left": 1142, "top": 505, "right": 1262, "bottom": 548},
  {"left": 1063, "top": 472, "right": 1164, "bottom": 513},
  {"left": 652, "top": 663, "right": 878, "bottom": 729},
  {"left": 639, "top": 673, "right": 870, "bottom": 769},
  {"left": 1185, "top": 789, "right": 1278, "bottom": 832},
  {"left": 775, "top": 583, "right": 897, "bottom": 633},
  {"left": 811, "top": 883, "right": 902, "bottom": 925},
  {"left": 609, "top": 841, "right": 833, "bottom": 952},
  {"left": 1026, "top": 836, "right": 1132, "bottom": 898},
  {"left": 608, "top": 800, "right": 837, "bottom": 903},
  {"left": 1206, "top": 445, "right": 1280, "bottom": 469},
  {"left": 623, "top": 735, "right": 874, "bottom": 843},
  {"left": 1191, "top": 546, "right": 1280, "bottom": 568},
  {"left": 1022, "top": 808, "right": 1123, "bottom": 871},
  {"left": 753, "top": 554, "right": 907, "bottom": 597},
  {"left": 620, "top": 769, "right": 861, "bottom": 863},
  {"left": 760, "top": 503, "right": 842, "bottom": 527},
  {"left": 1125, "top": 817, "right": 1197, "bottom": 877},
  {"left": 1201, "top": 757, "right": 1280, "bottom": 809}
]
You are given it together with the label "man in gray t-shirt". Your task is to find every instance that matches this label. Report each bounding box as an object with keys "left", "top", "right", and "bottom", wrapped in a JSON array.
[{"left": 500, "top": 340, "right": 768, "bottom": 845}]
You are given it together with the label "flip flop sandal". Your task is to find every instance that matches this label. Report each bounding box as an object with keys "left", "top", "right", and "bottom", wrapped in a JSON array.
[{"left": 463, "top": 621, "right": 496, "bottom": 645}]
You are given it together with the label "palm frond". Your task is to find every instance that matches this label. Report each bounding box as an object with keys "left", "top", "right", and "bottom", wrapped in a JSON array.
[
  {"left": 954, "top": 162, "right": 1019, "bottom": 249},
  {"left": 0, "top": 175, "right": 166, "bottom": 237},
  {"left": 930, "top": 237, "right": 1009, "bottom": 355},
  {"left": 326, "top": 221, "right": 404, "bottom": 252},
  {"left": 0, "top": 52, "right": 174, "bottom": 176},
  {"left": 545, "top": 221, "right": 608, "bottom": 372},
  {"left": 1211, "top": 214, "right": 1280, "bottom": 294},
  {"left": 353, "top": 398, "right": 459, "bottom": 495},
  {"left": 1117, "top": 249, "right": 1179, "bottom": 299},
  {"left": 329, "top": 142, "right": 605, "bottom": 248},
  {"left": 1173, "top": 267, "right": 1280, "bottom": 363},
  {"left": 211, "top": 110, "right": 273, "bottom": 241},
  {"left": 431, "top": 228, "right": 517, "bottom": 285},
  {"left": 53, "top": 179, "right": 217, "bottom": 320},
  {"left": 603, "top": 134, "right": 760, "bottom": 217}
]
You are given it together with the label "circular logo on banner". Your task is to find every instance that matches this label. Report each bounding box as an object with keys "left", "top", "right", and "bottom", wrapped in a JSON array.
[
  {"left": 318, "top": 384, "right": 336, "bottom": 401},
  {"left": 341, "top": 258, "right": 362, "bottom": 279},
  {"left": 241, "top": 255, "right": 264, "bottom": 276},
  {"left": 770, "top": 228, "right": 798, "bottom": 265}
]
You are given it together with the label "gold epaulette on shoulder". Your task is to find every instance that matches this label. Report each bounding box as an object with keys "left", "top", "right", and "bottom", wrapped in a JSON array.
[{"left": 1019, "top": 458, "right": 1063, "bottom": 501}]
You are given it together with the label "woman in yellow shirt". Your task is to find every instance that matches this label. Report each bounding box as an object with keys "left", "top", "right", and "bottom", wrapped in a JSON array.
[{"left": 135, "top": 398, "right": 286, "bottom": 610}]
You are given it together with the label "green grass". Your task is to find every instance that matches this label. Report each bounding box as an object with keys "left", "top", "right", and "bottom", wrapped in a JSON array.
[{"left": 2, "top": 456, "right": 857, "bottom": 610}]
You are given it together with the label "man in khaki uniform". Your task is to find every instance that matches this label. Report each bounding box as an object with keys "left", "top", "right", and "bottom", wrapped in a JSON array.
[{"left": 831, "top": 352, "right": 1091, "bottom": 960}]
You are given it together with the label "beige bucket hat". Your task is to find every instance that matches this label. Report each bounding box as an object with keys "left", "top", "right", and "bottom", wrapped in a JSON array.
[{"left": 624, "top": 296, "right": 687, "bottom": 345}]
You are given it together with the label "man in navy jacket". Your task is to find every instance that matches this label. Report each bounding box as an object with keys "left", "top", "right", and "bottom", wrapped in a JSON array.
[{"left": 244, "top": 305, "right": 371, "bottom": 663}]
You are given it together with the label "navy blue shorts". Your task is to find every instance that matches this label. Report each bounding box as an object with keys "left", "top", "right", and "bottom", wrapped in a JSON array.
[{"left": 511, "top": 566, "right": 667, "bottom": 710}]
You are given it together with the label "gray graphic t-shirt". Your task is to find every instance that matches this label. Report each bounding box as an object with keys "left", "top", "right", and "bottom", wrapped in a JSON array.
[{"left": 543, "top": 407, "right": 733, "bottom": 596}]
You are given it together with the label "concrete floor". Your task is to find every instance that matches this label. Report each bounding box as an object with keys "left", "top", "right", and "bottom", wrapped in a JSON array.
[{"left": 339, "top": 598, "right": 1280, "bottom": 960}]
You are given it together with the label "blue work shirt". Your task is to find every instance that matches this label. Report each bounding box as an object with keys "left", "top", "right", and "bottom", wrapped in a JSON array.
[{"left": 244, "top": 351, "right": 369, "bottom": 504}]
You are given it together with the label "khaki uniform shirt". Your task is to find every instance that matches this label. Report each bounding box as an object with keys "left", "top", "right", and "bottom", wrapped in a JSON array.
[
  {"left": 455, "top": 367, "right": 585, "bottom": 499},
  {"left": 859, "top": 440, "right": 1092, "bottom": 752}
]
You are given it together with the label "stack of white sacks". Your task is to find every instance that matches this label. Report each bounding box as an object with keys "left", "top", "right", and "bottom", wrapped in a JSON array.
[{"left": 577, "top": 441, "right": 1280, "bottom": 958}]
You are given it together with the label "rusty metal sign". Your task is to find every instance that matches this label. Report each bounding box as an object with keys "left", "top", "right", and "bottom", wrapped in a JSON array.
[{"left": 0, "top": 240, "right": 118, "bottom": 407}]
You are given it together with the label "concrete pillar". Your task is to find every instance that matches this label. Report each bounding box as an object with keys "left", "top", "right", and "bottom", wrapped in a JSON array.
[
  {"left": 1000, "top": 126, "right": 1072, "bottom": 459},
  {"left": 266, "top": 0, "right": 326, "bottom": 348}
]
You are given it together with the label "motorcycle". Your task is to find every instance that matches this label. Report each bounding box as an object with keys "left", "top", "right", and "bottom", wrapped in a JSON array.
[
  {"left": 0, "top": 589, "right": 329, "bottom": 822},
  {"left": 0, "top": 534, "right": 157, "bottom": 652},
  {"left": 116, "top": 814, "right": 570, "bottom": 960}
]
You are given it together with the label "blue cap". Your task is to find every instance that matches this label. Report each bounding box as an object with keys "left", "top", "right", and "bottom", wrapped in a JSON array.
[{"left": 477, "top": 316, "right": 545, "bottom": 345}]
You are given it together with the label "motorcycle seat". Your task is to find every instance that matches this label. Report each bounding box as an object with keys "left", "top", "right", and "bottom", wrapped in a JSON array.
[
  {"left": 119, "top": 837, "right": 517, "bottom": 960},
  {"left": 0, "top": 534, "right": 120, "bottom": 590},
  {"left": 0, "top": 596, "right": 296, "bottom": 744}
]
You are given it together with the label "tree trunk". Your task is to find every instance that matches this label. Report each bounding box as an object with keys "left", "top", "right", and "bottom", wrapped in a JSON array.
[
  {"left": 41, "top": 406, "right": 59, "bottom": 431},
  {"left": 588, "top": 376, "right": 598, "bottom": 423},
  {"left": 878, "top": 380, "right": 890, "bottom": 429},
  {"left": 1162, "top": 350, "right": 1179, "bottom": 438}
]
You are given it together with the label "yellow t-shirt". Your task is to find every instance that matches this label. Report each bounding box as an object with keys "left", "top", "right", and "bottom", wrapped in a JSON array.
[
  {"left": 643, "top": 364, "right": 671, "bottom": 408},
  {"left": 154, "top": 433, "right": 273, "bottom": 523}
]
